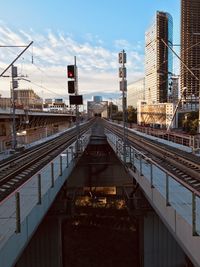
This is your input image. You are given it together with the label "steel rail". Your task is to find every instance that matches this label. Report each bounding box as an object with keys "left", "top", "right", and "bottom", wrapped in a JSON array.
[{"left": 0, "top": 121, "right": 93, "bottom": 200}]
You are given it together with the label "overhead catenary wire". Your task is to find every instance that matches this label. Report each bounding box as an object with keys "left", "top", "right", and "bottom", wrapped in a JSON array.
[
  {"left": 1, "top": 42, "right": 69, "bottom": 97},
  {"left": 22, "top": 79, "right": 68, "bottom": 99}
]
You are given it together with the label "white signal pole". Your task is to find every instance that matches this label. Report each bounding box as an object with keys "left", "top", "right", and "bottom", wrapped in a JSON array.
[{"left": 119, "top": 50, "right": 127, "bottom": 163}]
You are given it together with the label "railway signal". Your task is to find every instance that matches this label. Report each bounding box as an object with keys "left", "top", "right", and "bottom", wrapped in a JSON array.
[
  {"left": 67, "top": 58, "right": 83, "bottom": 155},
  {"left": 119, "top": 67, "right": 126, "bottom": 79},
  {"left": 67, "top": 65, "right": 75, "bottom": 78},
  {"left": 67, "top": 64, "right": 76, "bottom": 94},
  {"left": 67, "top": 62, "right": 83, "bottom": 102},
  {"left": 68, "top": 80, "right": 75, "bottom": 94},
  {"left": 119, "top": 51, "right": 126, "bottom": 64}
]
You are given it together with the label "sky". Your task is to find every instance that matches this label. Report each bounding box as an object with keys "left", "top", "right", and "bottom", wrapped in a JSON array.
[{"left": 0, "top": 0, "right": 180, "bottom": 104}]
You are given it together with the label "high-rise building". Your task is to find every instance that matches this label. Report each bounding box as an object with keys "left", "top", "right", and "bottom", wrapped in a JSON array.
[
  {"left": 127, "top": 78, "right": 145, "bottom": 108},
  {"left": 145, "top": 11, "right": 173, "bottom": 104},
  {"left": 93, "top": 96, "right": 102, "bottom": 103},
  {"left": 181, "top": 0, "right": 200, "bottom": 108}
]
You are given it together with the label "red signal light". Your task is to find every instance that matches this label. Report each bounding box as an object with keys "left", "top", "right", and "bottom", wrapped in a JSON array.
[{"left": 67, "top": 65, "right": 75, "bottom": 78}]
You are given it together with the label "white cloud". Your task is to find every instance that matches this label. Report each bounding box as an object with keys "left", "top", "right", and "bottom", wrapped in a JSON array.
[
  {"left": 114, "top": 39, "right": 131, "bottom": 50},
  {"left": 0, "top": 23, "right": 144, "bottom": 101}
]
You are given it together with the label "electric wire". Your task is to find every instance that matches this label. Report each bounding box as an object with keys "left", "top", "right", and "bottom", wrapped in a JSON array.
[{"left": 0, "top": 44, "right": 68, "bottom": 99}]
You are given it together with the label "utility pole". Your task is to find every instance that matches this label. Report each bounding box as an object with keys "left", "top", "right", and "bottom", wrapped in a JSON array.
[
  {"left": 119, "top": 50, "right": 127, "bottom": 163},
  {"left": 0, "top": 41, "right": 33, "bottom": 150},
  {"left": 11, "top": 65, "right": 18, "bottom": 150}
]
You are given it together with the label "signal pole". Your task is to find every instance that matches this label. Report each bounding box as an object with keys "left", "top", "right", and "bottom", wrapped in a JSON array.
[
  {"left": 74, "top": 56, "right": 80, "bottom": 154},
  {"left": 119, "top": 50, "right": 127, "bottom": 163},
  {"left": 67, "top": 57, "right": 83, "bottom": 155}
]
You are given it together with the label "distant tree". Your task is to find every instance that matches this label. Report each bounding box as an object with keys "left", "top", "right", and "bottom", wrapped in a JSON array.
[
  {"left": 182, "top": 111, "right": 198, "bottom": 134},
  {"left": 112, "top": 111, "right": 123, "bottom": 121},
  {"left": 108, "top": 102, "right": 118, "bottom": 119},
  {"left": 127, "top": 106, "right": 137, "bottom": 123}
]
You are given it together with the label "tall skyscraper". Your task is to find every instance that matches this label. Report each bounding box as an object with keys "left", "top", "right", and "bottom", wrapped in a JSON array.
[
  {"left": 127, "top": 78, "right": 145, "bottom": 108},
  {"left": 145, "top": 11, "right": 173, "bottom": 104},
  {"left": 181, "top": 0, "right": 200, "bottom": 108}
]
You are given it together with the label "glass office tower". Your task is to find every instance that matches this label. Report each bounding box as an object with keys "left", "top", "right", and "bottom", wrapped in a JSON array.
[{"left": 145, "top": 11, "right": 173, "bottom": 104}]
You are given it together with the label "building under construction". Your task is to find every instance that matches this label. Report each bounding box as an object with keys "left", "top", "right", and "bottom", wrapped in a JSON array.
[
  {"left": 145, "top": 11, "right": 173, "bottom": 104},
  {"left": 181, "top": 0, "right": 200, "bottom": 109}
]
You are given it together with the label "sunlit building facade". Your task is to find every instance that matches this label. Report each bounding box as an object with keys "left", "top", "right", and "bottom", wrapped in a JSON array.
[
  {"left": 181, "top": 0, "right": 200, "bottom": 109},
  {"left": 0, "top": 95, "right": 11, "bottom": 109},
  {"left": 145, "top": 11, "right": 173, "bottom": 104},
  {"left": 137, "top": 101, "right": 175, "bottom": 129},
  {"left": 13, "top": 89, "right": 42, "bottom": 109}
]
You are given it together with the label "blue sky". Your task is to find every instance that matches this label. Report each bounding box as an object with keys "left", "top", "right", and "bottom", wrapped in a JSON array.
[{"left": 0, "top": 0, "right": 180, "bottom": 102}]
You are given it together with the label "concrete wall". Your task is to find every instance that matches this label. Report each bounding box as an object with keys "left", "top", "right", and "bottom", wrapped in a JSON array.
[
  {"left": 15, "top": 217, "right": 63, "bottom": 267},
  {"left": 142, "top": 212, "right": 186, "bottom": 267}
]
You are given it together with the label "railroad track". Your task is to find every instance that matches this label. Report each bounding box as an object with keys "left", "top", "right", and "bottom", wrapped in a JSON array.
[
  {"left": 104, "top": 120, "right": 200, "bottom": 191},
  {"left": 0, "top": 120, "right": 94, "bottom": 201}
]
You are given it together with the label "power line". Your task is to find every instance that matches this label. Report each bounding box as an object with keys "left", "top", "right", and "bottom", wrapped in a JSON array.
[
  {"left": 0, "top": 47, "right": 68, "bottom": 97},
  {"left": 24, "top": 79, "right": 67, "bottom": 99},
  {"left": 1, "top": 42, "right": 67, "bottom": 88}
]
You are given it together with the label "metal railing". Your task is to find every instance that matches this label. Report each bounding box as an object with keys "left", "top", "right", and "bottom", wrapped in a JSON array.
[{"left": 106, "top": 129, "right": 200, "bottom": 236}]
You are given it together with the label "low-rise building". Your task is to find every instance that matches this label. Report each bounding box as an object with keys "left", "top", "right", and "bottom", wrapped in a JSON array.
[
  {"left": 0, "top": 96, "right": 11, "bottom": 109},
  {"left": 13, "top": 89, "right": 43, "bottom": 109},
  {"left": 137, "top": 101, "right": 175, "bottom": 129},
  {"left": 43, "top": 98, "right": 68, "bottom": 112}
]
